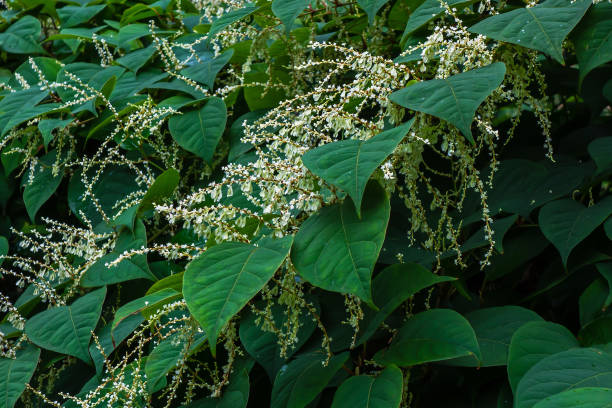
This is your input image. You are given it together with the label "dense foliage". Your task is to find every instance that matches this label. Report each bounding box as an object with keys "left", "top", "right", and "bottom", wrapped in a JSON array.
[{"left": 0, "top": 0, "right": 611, "bottom": 406}]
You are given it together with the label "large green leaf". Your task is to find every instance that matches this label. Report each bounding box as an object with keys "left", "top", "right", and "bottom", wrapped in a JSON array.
[
  {"left": 0, "top": 87, "right": 50, "bottom": 137},
  {"left": 0, "top": 345, "right": 40, "bottom": 408},
  {"left": 89, "top": 313, "right": 143, "bottom": 375},
  {"left": 447, "top": 306, "right": 542, "bottom": 367},
  {"left": 588, "top": 137, "right": 612, "bottom": 174},
  {"left": 209, "top": 5, "right": 259, "bottom": 38},
  {"left": 270, "top": 351, "right": 349, "bottom": 408},
  {"left": 81, "top": 219, "right": 155, "bottom": 287},
  {"left": 183, "top": 236, "right": 293, "bottom": 356},
  {"left": 22, "top": 150, "right": 63, "bottom": 222},
  {"left": 239, "top": 301, "right": 317, "bottom": 380},
  {"left": 573, "top": 2, "right": 612, "bottom": 83},
  {"left": 389, "top": 63, "right": 506, "bottom": 144},
  {"left": 181, "top": 49, "right": 234, "bottom": 90},
  {"left": 168, "top": 97, "right": 227, "bottom": 164},
  {"left": 330, "top": 366, "right": 403, "bottom": 408},
  {"left": 402, "top": 0, "right": 473, "bottom": 38},
  {"left": 579, "top": 316, "right": 612, "bottom": 347},
  {"left": 533, "top": 387, "right": 612, "bottom": 408},
  {"left": 145, "top": 331, "right": 206, "bottom": 392},
  {"left": 291, "top": 181, "right": 390, "bottom": 306},
  {"left": 271, "top": 0, "right": 309, "bottom": 34},
  {"left": 539, "top": 197, "right": 612, "bottom": 266},
  {"left": 374, "top": 308, "right": 481, "bottom": 367},
  {"left": 515, "top": 348, "right": 612, "bottom": 408},
  {"left": 302, "top": 120, "right": 413, "bottom": 216},
  {"left": 469, "top": 0, "right": 591, "bottom": 64},
  {"left": 356, "top": 263, "right": 455, "bottom": 344},
  {"left": 357, "top": 0, "right": 390, "bottom": 24},
  {"left": 25, "top": 287, "right": 106, "bottom": 364},
  {"left": 0, "top": 16, "right": 45, "bottom": 54},
  {"left": 508, "top": 321, "right": 579, "bottom": 393},
  {"left": 57, "top": 5, "right": 106, "bottom": 28}
]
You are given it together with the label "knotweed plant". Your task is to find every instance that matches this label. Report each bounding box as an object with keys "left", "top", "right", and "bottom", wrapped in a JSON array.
[{"left": 0, "top": 0, "right": 611, "bottom": 406}]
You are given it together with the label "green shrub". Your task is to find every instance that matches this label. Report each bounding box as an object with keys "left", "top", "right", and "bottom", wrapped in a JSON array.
[{"left": 0, "top": 0, "right": 611, "bottom": 406}]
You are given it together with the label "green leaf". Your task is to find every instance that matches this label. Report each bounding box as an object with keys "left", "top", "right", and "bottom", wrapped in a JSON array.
[
  {"left": 579, "top": 278, "right": 609, "bottom": 327},
  {"left": 389, "top": 63, "right": 506, "bottom": 144},
  {"left": 168, "top": 97, "right": 227, "bottom": 164},
  {"left": 302, "top": 120, "right": 413, "bottom": 216},
  {"left": 572, "top": 2, "right": 612, "bottom": 83},
  {"left": 356, "top": 263, "right": 455, "bottom": 345},
  {"left": 22, "top": 150, "right": 63, "bottom": 222},
  {"left": 146, "top": 272, "right": 184, "bottom": 295},
  {"left": 181, "top": 49, "right": 234, "bottom": 90},
  {"left": 579, "top": 316, "right": 612, "bottom": 347},
  {"left": 533, "top": 387, "right": 612, "bottom": 408},
  {"left": 115, "top": 46, "right": 156, "bottom": 73},
  {"left": 271, "top": 0, "right": 308, "bottom": 34},
  {"left": 145, "top": 331, "right": 206, "bottom": 392},
  {"left": 112, "top": 288, "right": 180, "bottom": 330},
  {"left": 139, "top": 168, "right": 180, "bottom": 214},
  {"left": 539, "top": 197, "right": 612, "bottom": 267},
  {"left": 291, "top": 181, "right": 390, "bottom": 306},
  {"left": 508, "top": 319, "right": 580, "bottom": 390},
  {"left": 515, "top": 348, "right": 612, "bottom": 408},
  {"left": 448, "top": 306, "right": 542, "bottom": 367},
  {"left": 239, "top": 301, "right": 317, "bottom": 380},
  {"left": 81, "top": 219, "right": 156, "bottom": 287},
  {"left": 209, "top": 5, "right": 259, "bottom": 38},
  {"left": 597, "top": 263, "right": 612, "bottom": 309},
  {"left": 331, "top": 366, "right": 403, "bottom": 408},
  {"left": 374, "top": 308, "right": 481, "bottom": 367},
  {"left": 0, "top": 345, "right": 40, "bottom": 408},
  {"left": 184, "top": 236, "right": 293, "bottom": 357},
  {"left": 0, "top": 87, "right": 50, "bottom": 137},
  {"left": 57, "top": 5, "right": 106, "bottom": 28},
  {"left": 588, "top": 137, "right": 612, "bottom": 174},
  {"left": 38, "top": 118, "right": 72, "bottom": 148},
  {"left": 357, "top": 0, "right": 389, "bottom": 24},
  {"left": 402, "top": 0, "right": 474, "bottom": 38},
  {"left": 25, "top": 287, "right": 106, "bottom": 364},
  {"left": 271, "top": 351, "right": 349, "bottom": 408},
  {"left": 468, "top": 0, "right": 591, "bottom": 64},
  {"left": 0, "top": 16, "right": 45, "bottom": 54}
]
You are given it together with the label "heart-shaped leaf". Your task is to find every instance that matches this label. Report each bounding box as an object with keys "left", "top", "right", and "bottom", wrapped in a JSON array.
[
  {"left": 539, "top": 197, "right": 612, "bottom": 266},
  {"left": 184, "top": 236, "right": 293, "bottom": 356},
  {"left": 22, "top": 150, "right": 63, "bottom": 222},
  {"left": 25, "top": 287, "right": 106, "bottom": 364},
  {"left": 168, "top": 97, "right": 227, "bottom": 164},
  {"left": 0, "top": 345, "right": 40, "bottom": 408},
  {"left": 302, "top": 120, "right": 413, "bottom": 216},
  {"left": 507, "top": 321, "right": 579, "bottom": 393},
  {"left": 271, "top": 351, "right": 349, "bottom": 408},
  {"left": 447, "top": 306, "right": 542, "bottom": 367},
  {"left": 291, "top": 181, "right": 390, "bottom": 306},
  {"left": 389, "top": 63, "right": 506, "bottom": 144},
  {"left": 573, "top": 2, "right": 612, "bottom": 83},
  {"left": 181, "top": 49, "right": 234, "bottom": 90},
  {"left": 374, "top": 308, "right": 481, "bottom": 367},
  {"left": 533, "top": 387, "right": 612, "bottom": 408},
  {"left": 356, "top": 263, "right": 454, "bottom": 345},
  {"left": 357, "top": 0, "right": 390, "bottom": 24},
  {"left": 515, "top": 348, "right": 612, "bottom": 408},
  {"left": 469, "top": 0, "right": 591, "bottom": 64},
  {"left": 331, "top": 365, "right": 403, "bottom": 408},
  {"left": 271, "top": 0, "right": 309, "bottom": 34}
]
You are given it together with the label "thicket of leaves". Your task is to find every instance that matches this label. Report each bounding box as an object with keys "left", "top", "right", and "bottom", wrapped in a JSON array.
[{"left": 0, "top": 0, "right": 611, "bottom": 406}]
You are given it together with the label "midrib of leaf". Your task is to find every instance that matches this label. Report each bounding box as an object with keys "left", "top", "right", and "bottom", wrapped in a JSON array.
[
  {"left": 67, "top": 306, "right": 88, "bottom": 361},
  {"left": 339, "top": 206, "right": 366, "bottom": 294},
  {"left": 353, "top": 142, "right": 363, "bottom": 199},
  {"left": 569, "top": 370, "right": 612, "bottom": 390},
  {"left": 444, "top": 79, "right": 468, "bottom": 132},
  {"left": 215, "top": 249, "right": 257, "bottom": 330},
  {"left": 4, "top": 358, "right": 14, "bottom": 408},
  {"left": 365, "top": 378, "right": 375, "bottom": 408},
  {"left": 525, "top": 8, "right": 559, "bottom": 59}
]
